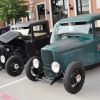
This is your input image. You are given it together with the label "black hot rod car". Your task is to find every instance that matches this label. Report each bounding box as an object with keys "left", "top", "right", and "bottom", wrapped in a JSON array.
[{"left": 0, "top": 20, "right": 50, "bottom": 76}]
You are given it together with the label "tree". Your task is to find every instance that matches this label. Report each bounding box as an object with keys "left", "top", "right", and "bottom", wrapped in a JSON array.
[{"left": 0, "top": 0, "right": 29, "bottom": 24}]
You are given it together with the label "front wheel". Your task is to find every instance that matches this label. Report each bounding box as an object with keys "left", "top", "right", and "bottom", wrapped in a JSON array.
[
  {"left": 64, "top": 62, "right": 85, "bottom": 94},
  {"left": 5, "top": 56, "right": 24, "bottom": 76},
  {"left": 25, "top": 57, "right": 42, "bottom": 81}
]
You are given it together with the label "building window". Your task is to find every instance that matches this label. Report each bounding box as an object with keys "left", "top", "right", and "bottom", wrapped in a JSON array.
[
  {"left": 52, "top": 0, "right": 67, "bottom": 11},
  {"left": 37, "top": 4, "right": 46, "bottom": 20},
  {"left": 76, "top": 0, "right": 89, "bottom": 15},
  {"left": 51, "top": 0, "right": 68, "bottom": 25}
]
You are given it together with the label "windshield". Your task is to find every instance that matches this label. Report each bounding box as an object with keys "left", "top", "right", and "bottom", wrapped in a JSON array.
[
  {"left": 12, "top": 27, "right": 30, "bottom": 36},
  {"left": 50, "top": 22, "right": 92, "bottom": 44},
  {"left": 58, "top": 23, "right": 91, "bottom": 34}
]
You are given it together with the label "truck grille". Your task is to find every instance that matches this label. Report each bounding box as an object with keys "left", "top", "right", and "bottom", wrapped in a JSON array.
[
  {"left": 41, "top": 50, "right": 54, "bottom": 65},
  {"left": 0, "top": 45, "right": 5, "bottom": 55},
  {"left": 41, "top": 50, "right": 56, "bottom": 79}
]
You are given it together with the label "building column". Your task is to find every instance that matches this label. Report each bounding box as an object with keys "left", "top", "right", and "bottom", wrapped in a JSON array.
[
  {"left": 13, "top": 18, "right": 15, "bottom": 25},
  {"left": 49, "top": 0, "right": 53, "bottom": 31},
  {"left": 67, "top": 0, "right": 70, "bottom": 17},
  {"left": 89, "top": 0, "right": 92, "bottom": 14},
  {"left": 29, "top": 0, "right": 34, "bottom": 21},
  {"left": 74, "top": 0, "right": 77, "bottom": 16}
]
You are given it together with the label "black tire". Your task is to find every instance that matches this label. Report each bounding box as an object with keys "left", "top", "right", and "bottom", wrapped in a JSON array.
[
  {"left": 5, "top": 56, "right": 24, "bottom": 76},
  {"left": 25, "top": 57, "right": 42, "bottom": 81},
  {"left": 64, "top": 62, "right": 85, "bottom": 94}
]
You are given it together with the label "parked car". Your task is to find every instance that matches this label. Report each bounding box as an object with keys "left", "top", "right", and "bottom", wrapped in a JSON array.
[
  {"left": 25, "top": 13, "right": 100, "bottom": 94},
  {"left": 0, "top": 20, "right": 50, "bottom": 76},
  {"left": 0, "top": 26, "right": 10, "bottom": 35}
]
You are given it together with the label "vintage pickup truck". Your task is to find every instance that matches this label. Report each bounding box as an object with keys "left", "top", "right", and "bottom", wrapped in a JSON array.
[
  {"left": 25, "top": 13, "right": 100, "bottom": 94},
  {"left": 0, "top": 20, "right": 50, "bottom": 76}
]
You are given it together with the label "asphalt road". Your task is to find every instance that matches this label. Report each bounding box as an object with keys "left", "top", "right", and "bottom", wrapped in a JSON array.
[{"left": 0, "top": 66, "right": 100, "bottom": 100}]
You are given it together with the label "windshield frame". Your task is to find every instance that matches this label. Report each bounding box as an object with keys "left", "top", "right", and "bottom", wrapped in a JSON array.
[{"left": 50, "top": 21, "right": 92, "bottom": 44}]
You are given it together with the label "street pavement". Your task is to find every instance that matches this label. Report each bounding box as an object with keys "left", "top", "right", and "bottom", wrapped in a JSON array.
[{"left": 0, "top": 66, "right": 100, "bottom": 100}]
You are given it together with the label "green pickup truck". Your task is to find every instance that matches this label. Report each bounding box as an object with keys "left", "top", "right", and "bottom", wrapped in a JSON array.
[{"left": 25, "top": 13, "right": 100, "bottom": 94}]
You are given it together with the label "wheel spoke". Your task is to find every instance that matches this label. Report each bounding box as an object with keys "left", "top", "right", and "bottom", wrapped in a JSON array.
[
  {"left": 31, "top": 66, "right": 37, "bottom": 76},
  {"left": 70, "top": 68, "right": 82, "bottom": 88},
  {"left": 9, "top": 60, "right": 22, "bottom": 73}
]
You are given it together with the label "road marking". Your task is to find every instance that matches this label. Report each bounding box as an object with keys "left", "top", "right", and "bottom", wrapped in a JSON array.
[
  {"left": 0, "top": 77, "right": 27, "bottom": 89},
  {"left": 0, "top": 92, "right": 17, "bottom": 100}
]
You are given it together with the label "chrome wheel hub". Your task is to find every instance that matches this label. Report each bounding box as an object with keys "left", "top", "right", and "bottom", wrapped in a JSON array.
[
  {"left": 14, "top": 64, "right": 19, "bottom": 69},
  {"left": 76, "top": 74, "right": 81, "bottom": 83}
]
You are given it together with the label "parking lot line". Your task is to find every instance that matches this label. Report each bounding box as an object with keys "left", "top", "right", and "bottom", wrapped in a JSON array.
[{"left": 0, "top": 77, "right": 27, "bottom": 89}]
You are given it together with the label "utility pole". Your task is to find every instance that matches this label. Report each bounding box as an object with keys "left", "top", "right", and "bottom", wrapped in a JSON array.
[{"left": 29, "top": 0, "right": 34, "bottom": 21}]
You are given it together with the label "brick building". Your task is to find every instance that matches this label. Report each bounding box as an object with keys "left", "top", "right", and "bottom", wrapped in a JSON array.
[{"left": 0, "top": 0, "right": 100, "bottom": 31}]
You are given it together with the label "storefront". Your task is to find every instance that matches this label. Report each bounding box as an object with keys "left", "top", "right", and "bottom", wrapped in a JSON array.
[
  {"left": 33, "top": 0, "right": 69, "bottom": 31},
  {"left": 27, "top": 0, "right": 100, "bottom": 31},
  {"left": 51, "top": 0, "right": 68, "bottom": 25},
  {"left": 0, "top": 0, "right": 100, "bottom": 31}
]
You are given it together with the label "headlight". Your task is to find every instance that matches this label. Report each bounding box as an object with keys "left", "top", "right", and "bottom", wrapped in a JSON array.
[
  {"left": 6, "top": 48, "right": 10, "bottom": 52},
  {"left": 32, "top": 58, "right": 39, "bottom": 69},
  {"left": 51, "top": 62, "right": 60, "bottom": 73},
  {"left": 0, "top": 55, "right": 5, "bottom": 63}
]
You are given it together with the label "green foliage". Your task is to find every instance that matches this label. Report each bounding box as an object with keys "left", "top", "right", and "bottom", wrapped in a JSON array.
[{"left": 0, "top": 0, "right": 29, "bottom": 22}]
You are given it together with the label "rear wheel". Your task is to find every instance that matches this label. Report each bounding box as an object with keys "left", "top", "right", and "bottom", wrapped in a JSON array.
[
  {"left": 25, "top": 57, "right": 42, "bottom": 81},
  {"left": 5, "top": 56, "right": 24, "bottom": 76},
  {"left": 64, "top": 62, "right": 85, "bottom": 94}
]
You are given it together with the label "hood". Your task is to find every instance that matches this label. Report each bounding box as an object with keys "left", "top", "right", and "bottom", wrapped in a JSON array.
[
  {"left": 0, "top": 30, "right": 20, "bottom": 43},
  {"left": 42, "top": 38, "right": 86, "bottom": 52}
]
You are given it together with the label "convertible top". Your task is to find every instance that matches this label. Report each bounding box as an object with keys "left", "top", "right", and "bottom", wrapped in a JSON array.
[{"left": 11, "top": 20, "right": 48, "bottom": 28}]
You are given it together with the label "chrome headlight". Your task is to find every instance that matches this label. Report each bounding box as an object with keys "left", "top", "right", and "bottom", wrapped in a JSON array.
[
  {"left": 32, "top": 58, "right": 39, "bottom": 69},
  {"left": 0, "top": 55, "right": 5, "bottom": 63},
  {"left": 6, "top": 48, "right": 10, "bottom": 52},
  {"left": 51, "top": 62, "right": 60, "bottom": 73}
]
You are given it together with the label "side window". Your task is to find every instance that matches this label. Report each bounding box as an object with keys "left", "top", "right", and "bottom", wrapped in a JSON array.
[
  {"left": 33, "top": 24, "right": 46, "bottom": 37},
  {"left": 95, "top": 20, "right": 100, "bottom": 38}
]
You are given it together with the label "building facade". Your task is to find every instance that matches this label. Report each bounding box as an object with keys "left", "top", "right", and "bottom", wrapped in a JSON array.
[
  {"left": 31, "top": 0, "right": 100, "bottom": 31},
  {"left": 0, "top": 0, "right": 100, "bottom": 31}
]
